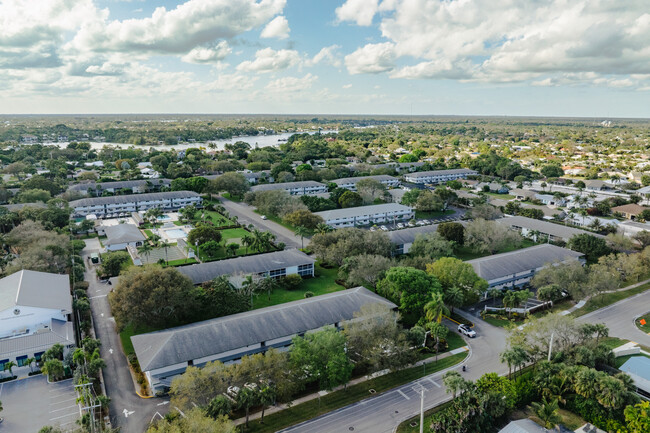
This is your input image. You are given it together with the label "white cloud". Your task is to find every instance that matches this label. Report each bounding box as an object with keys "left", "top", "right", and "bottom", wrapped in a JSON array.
[
  {"left": 345, "top": 42, "right": 396, "bottom": 74},
  {"left": 181, "top": 41, "right": 232, "bottom": 64},
  {"left": 341, "top": 0, "right": 650, "bottom": 89},
  {"left": 260, "top": 16, "right": 290, "bottom": 39},
  {"left": 237, "top": 48, "right": 300, "bottom": 73},
  {"left": 308, "top": 45, "right": 342, "bottom": 67},
  {"left": 266, "top": 73, "right": 317, "bottom": 92},
  {"left": 335, "top": 0, "right": 379, "bottom": 26},
  {"left": 209, "top": 72, "right": 258, "bottom": 91},
  {"left": 70, "top": 0, "right": 286, "bottom": 55},
  {"left": 343, "top": 83, "right": 352, "bottom": 88}
]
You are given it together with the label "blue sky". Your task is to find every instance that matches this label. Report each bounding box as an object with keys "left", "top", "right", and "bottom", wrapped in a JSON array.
[{"left": 1, "top": 0, "right": 649, "bottom": 117}]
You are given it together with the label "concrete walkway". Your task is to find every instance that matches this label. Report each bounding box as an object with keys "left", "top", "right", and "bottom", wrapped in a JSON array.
[
  {"left": 561, "top": 277, "right": 650, "bottom": 315},
  {"left": 232, "top": 346, "right": 470, "bottom": 426}
]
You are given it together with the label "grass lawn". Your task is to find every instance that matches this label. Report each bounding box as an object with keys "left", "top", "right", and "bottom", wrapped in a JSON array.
[
  {"left": 172, "top": 221, "right": 185, "bottom": 226},
  {"left": 252, "top": 264, "right": 343, "bottom": 310},
  {"left": 635, "top": 312, "right": 650, "bottom": 333},
  {"left": 573, "top": 282, "right": 650, "bottom": 317},
  {"left": 252, "top": 209, "right": 307, "bottom": 234},
  {"left": 119, "top": 323, "right": 160, "bottom": 357},
  {"left": 222, "top": 192, "right": 243, "bottom": 202},
  {"left": 164, "top": 258, "right": 198, "bottom": 267},
  {"left": 482, "top": 192, "right": 516, "bottom": 200},
  {"left": 143, "top": 229, "right": 154, "bottom": 239},
  {"left": 483, "top": 315, "right": 514, "bottom": 328},
  {"left": 600, "top": 336, "right": 630, "bottom": 350},
  {"left": 415, "top": 209, "right": 455, "bottom": 219},
  {"left": 203, "top": 210, "right": 236, "bottom": 227},
  {"left": 219, "top": 227, "right": 251, "bottom": 242},
  {"left": 244, "top": 353, "right": 467, "bottom": 433}
]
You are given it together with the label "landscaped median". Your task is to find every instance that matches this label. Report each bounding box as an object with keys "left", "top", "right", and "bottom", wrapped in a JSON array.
[{"left": 239, "top": 351, "right": 468, "bottom": 433}]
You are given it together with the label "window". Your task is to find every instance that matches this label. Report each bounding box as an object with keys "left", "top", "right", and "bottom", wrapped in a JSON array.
[
  {"left": 187, "top": 360, "right": 194, "bottom": 366},
  {"left": 0, "top": 359, "right": 8, "bottom": 371},
  {"left": 269, "top": 268, "right": 286, "bottom": 278},
  {"left": 16, "top": 355, "right": 28, "bottom": 367},
  {"left": 298, "top": 264, "right": 313, "bottom": 276},
  {"left": 34, "top": 351, "right": 45, "bottom": 361}
]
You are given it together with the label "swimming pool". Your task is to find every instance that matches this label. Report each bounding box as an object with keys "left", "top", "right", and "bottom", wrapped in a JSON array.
[
  {"left": 157, "top": 215, "right": 171, "bottom": 221},
  {"left": 165, "top": 228, "right": 186, "bottom": 239}
]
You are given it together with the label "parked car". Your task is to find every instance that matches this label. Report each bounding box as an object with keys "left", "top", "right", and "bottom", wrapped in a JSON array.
[
  {"left": 261, "top": 215, "right": 267, "bottom": 220},
  {"left": 458, "top": 324, "right": 476, "bottom": 338},
  {"left": 408, "top": 221, "right": 416, "bottom": 227},
  {"left": 380, "top": 225, "right": 389, "bottom": 231},
  {"left": 369, "top": 226, "right": 377, "bottom": 232},
  {"left": 422, "top": 219, "right": 431, "bottom": 225},
  {"left": 397, "top": 223, "right": 405, "bottom": 229}
]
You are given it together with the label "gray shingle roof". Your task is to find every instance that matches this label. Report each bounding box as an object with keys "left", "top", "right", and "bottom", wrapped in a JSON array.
[
  {"left": 104, "top": 224, "right": 146, "bottom": 245},
  {"left": 405, "top": 168, "right": 476, "bottom": 179},
  {"left": 497, "top": 215, "right": 592, "bottom": 240},
  {"left": 68, "top": 179, "right": 171, "bottom": 192},
  {"left": 251, "top": 181, "right": 326, "bottom": 193},
  {"left": 332, "top": 175, "right": 398, "bottom": 185},
  {"left": 178, "top": 250, "right": 316, "bottom": 285},
  {"left": 314, "top": 203, "right": 413, "bottom": 221},
  {"left": 0, "top": 319, "right": 74, "bottom": 360},
  {"left": 0, "top": 270, "right": 72, "bottom": 313},
  {"left": 498, "top": 419, "right": 547, "bottom": 433},
  {"left": 132, "top": 287, "right": 396, "bottom": 371},
  {"left": 387, "top": 224, "right": 440, "bottom": 245},
  {"left": 466, "top": 244, "right": 584, "bottom": 282},
  {"left": 70, "top": 190, "right": 199, "bottom": 207}
]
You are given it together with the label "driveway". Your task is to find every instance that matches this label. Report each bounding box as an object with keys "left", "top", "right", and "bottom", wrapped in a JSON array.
[
  {"left": 578, "top": 288, "right": 650, "bottom": 347},
  {"left": 217, "top": 197, "right": 304, "bottom": 249},
  {"left": 83, "top": 239, "right": 165, "bottom": 433},
  {"left": 280, "top": 312, "right": 507, "bottom": 433},
  {"left": 0, "top": 376, "right": 79, "bottom": 433}
]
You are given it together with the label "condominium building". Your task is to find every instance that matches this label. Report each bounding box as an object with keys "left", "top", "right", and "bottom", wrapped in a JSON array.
[
  {"left": 70, "top": 191, "right": 202, "bottom": 218},
  {"left": 251, "top": 181, "right": 328, "bottom": 196},
  {"left": 331, "top": 175, "right": 400, "bottom": 191},
  {"left": 315, "top": 203, "right": 415, "bottom": 228},
  {"left": 403, "top": 168, "right": 477, "bottom": 184}
]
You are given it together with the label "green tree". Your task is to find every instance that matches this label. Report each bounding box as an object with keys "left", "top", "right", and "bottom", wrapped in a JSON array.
[
  {"left": 42, "top": 359, "right": 64, "bottom": 381},
  {"left": 540, "top": 164, "right": 564, "bottom": 178},
  {"left": 237, "top": 386, "right": 259, "bottom": 428},
  {"left": 624, "top": 401, "right": 650, "bottom": 433},
  {"left": 531, "top": 398, "right": 562, "bottom": 429},
  {"left": 137, "top": 242, "right": 153, "bottom": 263},
  {"left": 442, "top": 371, "right": 467, "bottom": 399},
  {"left": 567, "top": 233, "right": 610, "bottom": 261},
  {"left": 147, "top": 408, "right": 236, "bottom": 433},
  {"left": 209, "top": 172, "right": 250, "bottom": 198},
  {"left": 294, "top": 226, "right": 309, "bottom": 249},
  {"left": 437, "top": 222, "right": 465, "bottom": 245},
  {"left": 427, "top": 321, "right": 448, "bottom": 360},
  {"left": 284, "top": 210, "right": 323, "bottom": 229},
  {"left": 426, "top": 257, "right": 487, "bottom": 305},
  {"left": 98, "top": 251, "right": 130, "bottom": 277},
  {"left": 258, "top": 384, "right": 277, "bottom": 424},
  {"left": 338, "top": 190, "right": 363, "bottom": 208},
  {"left": 377, "top": 267, "right": 443, "bottom": 318},
  {"left": 425, "top": 291, "right": 449, "bottom": 323},
  {"left": 409, "top": 232, "right": 454, "bottom": 259},
  {"left": 3, "top": 361, "right": 16, "bottom": 377},
  {"left": 290, "top": 327, "right": 353, "bottom": 391},
  {"left": 187, "top": 223, "right": 223, "bottom": 246}
]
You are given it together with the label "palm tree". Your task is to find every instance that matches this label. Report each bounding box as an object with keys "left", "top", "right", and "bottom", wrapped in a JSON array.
[
  {"left": 159, "top": 240, "right": 171, "bottom": 264},
  {"left": 424, "top": 291, "right": 449, "bottom": 323},
  {"left": 531, "top": 398, "right": 562, "bottom": 430},
  {"left": 315, "top": 223, "right": 332, "bottom": 235},
  {"left": 258, "top": 384, "right": 277, "bottom": 424},
  {"left": 138, "top": 243, "right": 153, "bottom": 264},
  {"left": 443, "top": 286, "right": 464, "bottom": 315},
  {"left": 295, "top": 226, "right": 309, "bottom": 250},
  {"left": 442, "top": 371, "right": 466, "bottom": 399},
  {"left": 427, "top": 321, "right": 448, "bottom": 361},
  {"left": 597, "top": 375, "right": 627, "bottom": 409},
  {"left": 574, "top": 368, "right": 599, "bottom": 399},
  {"left": 502, "top": 291, "right": 518, "bottom": 318},
  {"left": 3, "top": 361, "right": 16, "bottom": 378},
  {"left": 242, "top": 234, "right": 253, "bottom": 254},
  {"left": 226, "top": 243, "right": 238, "bottom": 257},
  {"left": 237, "top": 386, "right": 259, "bottom": 428},
  {"left": 500, "top": 348, "right": 517, "bottom": 379},
  {"left": 25, "top": 357, "right": 36, "bottom": 373},
  {"left": 500, "top": 346, "right": 528, "bottom": 378}
]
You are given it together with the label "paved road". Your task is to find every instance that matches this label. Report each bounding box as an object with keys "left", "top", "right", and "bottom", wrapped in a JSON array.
[
  {"left": 217, "top": 196, "right": 305, "bottom": 249},
  {"left": 280, "top": 312, "right": 507, "bottom": 433},
  {"left": 83, "top": 239, "right": 163, "bottom": 433},
  {"left": 578, "top": 288, "right": 650, "bottom": 347}
]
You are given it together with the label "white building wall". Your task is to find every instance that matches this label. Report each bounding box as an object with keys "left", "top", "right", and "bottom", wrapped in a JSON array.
[{"left": 0, "top": 306, "right": 67, "bottom": 338}]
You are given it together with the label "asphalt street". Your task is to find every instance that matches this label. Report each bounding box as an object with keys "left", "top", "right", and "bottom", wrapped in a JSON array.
[
  {"left": 578, "top": 288, "right": 650, "bottom": 347},
  {"left": 83, "top": 239, "right": 164, "bottom": 433},
  {"left": 217, "top": 196, "right": 305, "bottom": 249},
  {"left": 280, "top": 312, "right": 507, "bottom": 433}
]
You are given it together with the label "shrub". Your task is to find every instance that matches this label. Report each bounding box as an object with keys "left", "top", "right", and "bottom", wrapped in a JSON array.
[
  {"left": 283, "top": 274, "right": 302, "bottom": 290},
  {"left": 74, "top": 281, "right": 89, "bottom": 291},
  {"left": 304, "top": 291, "right": 315, "bottom": 298}
]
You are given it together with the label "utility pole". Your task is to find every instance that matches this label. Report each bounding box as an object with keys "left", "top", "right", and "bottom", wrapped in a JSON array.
[
  {"left": 419, "top": 387, "right": 424, "bottom": 433},
  {"left": 548, "top": 331, "right": 555, "bottom": 362}
]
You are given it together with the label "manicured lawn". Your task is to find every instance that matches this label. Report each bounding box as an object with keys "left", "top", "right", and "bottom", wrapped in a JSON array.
[
  {"left": 483, "top": 315, "right": 514, "bottom": 328},
  {"left": 635, "top": 312, "right": 650, "bottom": 333},
  {"left": 600, "top": 336, "right": 629, "bottom": 350},
  {"left": 172, "top": 221, "right": 185, "bottom": 226},
  {"left": 573, "top": 282, "right": 650, "bottom": 317},
  {"left": 222, "top": 193, "right": 243, "bottom": 202},
  {"left": 482, "top": 192, "right": 515, "bottom": 199},
  {"left": 219, "top": 227, "right": 251, "bottom": 242},
  {"left": 252, "top": 264, "right": 343, "bottom": 310},
  {"left": 164, "top": 258, "right": 198, "bottom": 267},
  {"left": 143, "top": 229, "right": 154, "bottom": 238},
  {"left": 415, "top": 209, "right": 455, "bottom": 219},
  {"left": 244, "top": 353, "right": 467, "bottom": 433},
  {"left": 203, "top": 210, "right": 236, "bottom": 227}
]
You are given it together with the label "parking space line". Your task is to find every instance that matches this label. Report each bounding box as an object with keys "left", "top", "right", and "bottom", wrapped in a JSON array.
[
  {"left": 49, "top": 412, "right": 79, "bottom": 421},
  {"left": 50, "top": 404, "right": 78, "bottom": 413},
  {"left": 51, "top": 397, "right": 78, "bottom": 404},
  {"left": 397, "top": 389, "right": 410, "bottom": 400},
  {"left": 50, "top": 392, "right": 75, "bottom": 398}
]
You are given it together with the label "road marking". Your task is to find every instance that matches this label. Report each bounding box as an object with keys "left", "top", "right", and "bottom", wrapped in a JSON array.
[
  {"left": 100, "top": 313, "right": 104, "bottom": 317},
  {"left": 157, "top": 401, "right": 170, "bottom": 406},
  {"left": 109, "top": 348, "right": 114, "bottom": 354},
  {"left": 123, "top": 408, "right": 135, "bottom": 418},
  {"left": 151, "top": 412, "right": 165, "bottom": 423},
  {"left": 50, "top": 405, "right": 78, "bottom": 413},
  {"left": 175, "top": 406, "right": 187, "bottom": 418},
  {"left": 397, "top": 389, "right": 410, "bottom": 400},
  {"left": 426, "top": 377, "right": 441, "bottom": 388},
  {"left": 50, "top": 397, "right": 78, "bottom": 404},
  {"left": 50, "top": 412, "right": 79, "bottom": 421},
  {"left": 89, "top": 295, "right": 107, "bottom": 299},
  {"left": 0, "top": 383, "right": 3, "bottom": 398}
]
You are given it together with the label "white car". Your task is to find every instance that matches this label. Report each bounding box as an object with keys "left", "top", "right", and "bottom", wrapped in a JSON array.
[
  {"left": 369, "top": 226, "right": 377, "bottom": 232},
  {"left": 261, "top": 215, "right": 267, "bottom": 220},
  {"left": 458, "top": 324, "right": 477, "bottom": 338},
  {"left": 397, "top": 223, "right": 405, "bottom": 229},
  {"left": 380, "top": 225, "right": 389, "bottom": 231}
]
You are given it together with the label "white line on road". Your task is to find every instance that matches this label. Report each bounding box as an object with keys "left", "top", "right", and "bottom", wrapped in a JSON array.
[
  {"left": 426, "top": 377, "right": 441, "bottom": 388},
  {"left": 396, "top": 389, "right": 410, "bottom": 400},
  {"left": 89, "top": 295, "right": 107, "bottom": 299},
  {"left": 49, "top": 412, "right": 79, "bottom": 421},
  {"left": 50, "top": 397, "right": 78, "bottom": 404},
  {"left": 50, "top": 405, "right": 78, "bottom": 413}
]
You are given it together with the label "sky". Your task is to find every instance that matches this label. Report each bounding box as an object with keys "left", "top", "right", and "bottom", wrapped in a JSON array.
[{"left": 1, "top": 0, "right": 650, "bottom": 117}]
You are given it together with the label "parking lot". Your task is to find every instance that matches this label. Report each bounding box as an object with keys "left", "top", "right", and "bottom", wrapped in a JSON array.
[
  {"left": 0, "top": 375, "right": 80, "bottom": 432},
  {"left": 370, "top": 214, "right": 463, "bottom": 232}
]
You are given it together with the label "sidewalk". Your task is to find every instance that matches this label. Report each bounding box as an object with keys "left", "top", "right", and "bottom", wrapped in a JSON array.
[
  {"left": 561, "top": 277, "right": 650, "bottom": 315},
  {"left": 232, "top": 346, "right": 469, "bottom": 426}
]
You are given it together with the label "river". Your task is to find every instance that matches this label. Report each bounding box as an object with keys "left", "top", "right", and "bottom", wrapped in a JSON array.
[{"left": 44, "top": 130, "right": 337, "bottom": 151}]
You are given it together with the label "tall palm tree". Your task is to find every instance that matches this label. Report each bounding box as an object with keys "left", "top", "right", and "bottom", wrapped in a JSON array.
[
  {"left": 424, "top": 292, "right": 449, "bottom": 323},
  {"left": 159, "top": 240, "right": 171, "bottom": 265},
  {"left": 442, "top": 371, "right": 466, "bottom": 399},
  {"left": 295, "top": 226, "right": 309, "bottom": 250},
  {"left": 3, "top": 361, "right": 16, "bottom": 378},
  {"left": 574, "top": 368, "right": 599, "bottom": 399},
  {"left": 258, "top": 384, "right": 277, "bottom": 424},
  {"left": 531, "top": 398, "right": 562, "bottom": 430},
  {"left": 597, "top": 375, "right": 627, "bottom": 409},
  {"left": 237, "top": 386, "right": 259, "bottom": 428},
  {"left": 138, "top": 243, "right": 153, "bottom": 264},
  {"left": 241, "top": 234, "right": 253, "bottom": 254},
  {"left": 443, "top": 286, "right": 464, "bottom": 315},
  {"left": 427, "top": 321, "right": 448, "bottom": 361},
  {"left": 315, "top": 223, "right": 333, "bottom": 235},
  {"left": 500, "top": 348, "right": 517, "bottom": 379},
  {"left": 25, "top": 357, "right": 35, "bottom": 373}
]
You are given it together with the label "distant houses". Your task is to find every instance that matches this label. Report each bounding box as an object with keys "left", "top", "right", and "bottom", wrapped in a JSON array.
[
  {"left": 331, "top": 175, "right": 400, "bottom": 191},
  {"left": 314, "top": 203, "right": 415, "bottom": 228},
  {"left": 403, "top": 168, "right": 477, "bottom": 185},
  {"left": 132, "top": 287, "right": 396, "bottom": 393},
  {"left": 497, "top": 215, "right": 598, "bottom": 243},
  {"left": 68, "top": 179, "right": 172, "bottom": 196},
  {"left": 250, "top": 181, "right": 327, "bottom": 196}
]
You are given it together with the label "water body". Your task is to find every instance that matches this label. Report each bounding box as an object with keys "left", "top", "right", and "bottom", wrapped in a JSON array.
[{"left": 45, "top": 130, "right": 337, "bottom": 151}]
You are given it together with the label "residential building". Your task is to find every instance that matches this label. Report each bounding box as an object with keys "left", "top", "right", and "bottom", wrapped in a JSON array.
[
  {"left": 466, "top": 244, "right": 585, "bottom": 290},
  {"left": 132, "top": 287, "right": 396, "bottom": 393},
  {"left": 519, "top": 203, "right": 566, "bottom": 220},
  {"left": 475, "top": 182, "right": 510, "bottom": 194},
  {"left": 498, "top": 419, "right": 547, "bottom": 433},
  {"left": 510, "top": 188, "right": 537, "bottom": 201},
  {"left": 534, "top": 193, "right": 567, "bottom": 207},
  {"left": 251, "top": 181, "right": 327, "bottom": 196},
  {"left": 315, "top": 203, "right": 415, "bottom": 228},
  {"left": 331, "top": 175, "right": 400, "bottom": 191},
  {"left": 70, "top": 191, "right": 202, "bottom": 218},
  {"left": 178, "top": 249, "right": 316, "bottom": 286},
  {"left": 619, "top": 356, "right": 650, "bottom": 396},
  {"left": 103, "top": 224, "right": 146, "bottom": 251},
  {"left": 387, "top": 224, "right": 445, "bottom": 255},
  {"left": 403, "top": 168, "right": 477, "bottom": 184},
  {"left": 68, "top": 179, "right": 172, "bottom": 196},
  {"left": 611, "top": 203, "right": 647, "bottom": 220},
  {"left": 497, "top": 215, "right": 597, "bottom": 242},
  {"left": 0, "top": 271, "right": 75, "bottom": 369},
  {"left": 584, "top": 180, "right": 611, "bottom": 191}
]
